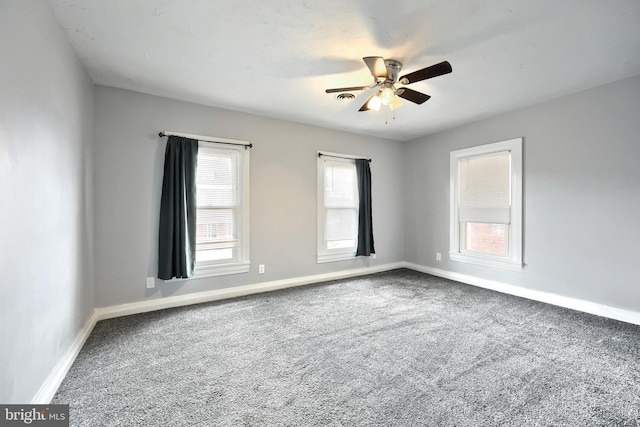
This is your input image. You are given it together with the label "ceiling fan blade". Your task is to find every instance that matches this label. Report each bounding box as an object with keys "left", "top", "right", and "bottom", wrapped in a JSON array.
[
  {"left": 399, "top": 61, "right": 452, "bottom": 85},
  {"left": 363, "top": 56, "right": 388, "bottom": 80},
  {"left": 358, "top": 94, "right": 380, "bottom": 112},
  {"left": 396, "top": 88, "right": 431, "bottom": 104},
  {"left": 325, "top": 86, "right": 370, "bottom": 94}
]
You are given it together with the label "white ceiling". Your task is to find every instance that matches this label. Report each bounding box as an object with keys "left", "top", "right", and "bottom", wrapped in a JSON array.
[{"left": 47, "top": 0, "right": 640, "bottom": 141}]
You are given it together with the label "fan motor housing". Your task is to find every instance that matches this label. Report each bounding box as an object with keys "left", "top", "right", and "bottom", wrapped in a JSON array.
[{"left": 384, "top": 59, "right": 402, "bottom": 82}]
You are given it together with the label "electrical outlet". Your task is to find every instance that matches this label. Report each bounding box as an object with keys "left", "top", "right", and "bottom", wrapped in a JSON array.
[
  {"left": 146, "top": 277, "right": 155, "bottom": 288},
  {"left": 258, "top": 264, "right": 265, "bottom": 274},
  {"left": 436, "top": 252, "right": 442, "bottom": 261}
]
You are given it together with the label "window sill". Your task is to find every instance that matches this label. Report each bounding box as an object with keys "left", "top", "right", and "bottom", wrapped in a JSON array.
[
  {"left": 164, "top": 262, "right": 250, "bottom": 282},
  {"left": 449, "top": 252, "right": 523, "bottom": 272},
  {"left": 317, "top": 252, "right": 356, "bottom": 264}
]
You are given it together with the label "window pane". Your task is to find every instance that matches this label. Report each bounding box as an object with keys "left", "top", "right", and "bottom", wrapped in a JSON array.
[
  {"left": 463, "top": 222, "right": 507, "bottom": 256},
  {"left": 325, "top": 208, "right": 357, "bottom": 249},
  {"left": 324, "top": 161, "right": 358, "bottom": 208},
  {"left": 196, "top": 209, "right": 236, "bottom": 243},
  {"left": 197, "top": 248, "right": 234, "bottom": 262},
  {"left": 459, "top": 152, "right": 510, "bottom": 224},
  {"left": 196, "top": 150, "right": 238, "bottom": 207}
]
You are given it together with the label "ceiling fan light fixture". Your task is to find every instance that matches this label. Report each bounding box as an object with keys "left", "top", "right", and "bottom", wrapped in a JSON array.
[
  {"left": 380, "top": 87, "right": 395, "bottom": 106},
  {"left": 390, "top": 96, "right": 403, "bottom": 111},
  {"left": 367, "top": 95, "right": 382, "bottom": 111}
]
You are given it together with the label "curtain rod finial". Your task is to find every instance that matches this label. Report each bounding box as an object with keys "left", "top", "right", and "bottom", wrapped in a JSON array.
[{"left": 159, "top": 132, "right": 165, "bottom": 137}]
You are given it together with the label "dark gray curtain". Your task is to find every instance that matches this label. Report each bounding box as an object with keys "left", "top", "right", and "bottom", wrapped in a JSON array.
[
  {"left": 355, "top": 159, "right": 375, "bottom": 256},
  {"left": 158, "top": 136, "right": 199, "bottom": 279}
]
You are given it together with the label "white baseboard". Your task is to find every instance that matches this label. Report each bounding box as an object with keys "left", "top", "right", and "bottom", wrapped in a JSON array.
[
  {"left": 31, "top": 309, "right": 98, "bottom": 404},
  {"left": 403, "top": 262, "right": 640, "bottom": 326},
  {"left": 96, "top": 262, "right": 405, "bottom": 321}
]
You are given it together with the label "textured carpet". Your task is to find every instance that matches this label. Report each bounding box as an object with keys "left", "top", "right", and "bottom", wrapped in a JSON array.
[{"left": 53, "top": 269, "right": 640, "bottom": 426}]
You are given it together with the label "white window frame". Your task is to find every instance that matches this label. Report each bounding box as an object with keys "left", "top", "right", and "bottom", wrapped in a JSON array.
[
  {"left": 317, "top": 152, "right": 360, "bottom": 263},
  {"left": 193, "top": 140, "right": 250, "bottom": 278},
  {"left": 449, "top": 138, "right": 523, "bottom": 271}
]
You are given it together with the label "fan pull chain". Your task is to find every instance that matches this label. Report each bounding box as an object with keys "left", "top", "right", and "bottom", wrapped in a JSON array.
[{"left": 383, "top": 106, "right": 397, "bottom": 125}]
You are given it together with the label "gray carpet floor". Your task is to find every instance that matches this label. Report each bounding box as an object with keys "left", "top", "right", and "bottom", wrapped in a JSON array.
[{"left": 53, "top": 269, "right": 640, "bottom": 426}]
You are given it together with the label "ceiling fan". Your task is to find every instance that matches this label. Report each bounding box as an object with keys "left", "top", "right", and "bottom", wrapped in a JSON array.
[{"left": 325, "top": 57, "right": 452, "bottom": 112}]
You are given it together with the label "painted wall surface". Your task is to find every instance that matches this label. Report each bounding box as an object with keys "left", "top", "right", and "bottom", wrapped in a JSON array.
[
  {"left": 93, "top": 86, "right": 404, "bottom": 307},
  {"left": 0, "top": 1, "right": 95, "bottom": 403},
  {"left": 404, "top": 74, "right": 640, "bottom": 311}
]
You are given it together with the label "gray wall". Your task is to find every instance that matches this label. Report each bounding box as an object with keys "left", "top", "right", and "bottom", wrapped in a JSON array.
[
  {"left": 0, "top": 1, "right": 95, "bottom": 403},
  {"left": 93, "top": 86, "right": 405, "bottom": 307},
  {"left": 404, "top": 74, "right": 640, "bottom": 312}
]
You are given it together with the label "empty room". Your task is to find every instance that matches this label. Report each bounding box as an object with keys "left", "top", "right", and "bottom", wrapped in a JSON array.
[{"left": 1, "top": 0, "right": 640, "bottom": 425}]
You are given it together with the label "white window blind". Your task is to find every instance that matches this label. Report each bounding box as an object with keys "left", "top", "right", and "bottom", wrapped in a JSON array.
[
  {"left": 195, "top": 145, "right": 240, "bottom": 264},
  {"left": 459, "top": 151, "right": 511, "bottom": 224}
]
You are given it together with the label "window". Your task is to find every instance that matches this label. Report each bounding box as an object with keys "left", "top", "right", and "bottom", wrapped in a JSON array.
[
  {"left": 450, "top": 138, "right": 523, "bottom": 270},
  {"left": 195, "top": 142, "right": 250, "bottom": 276},
  {"left": 317, "top": 154, "right": 359, "bottom": 263}
]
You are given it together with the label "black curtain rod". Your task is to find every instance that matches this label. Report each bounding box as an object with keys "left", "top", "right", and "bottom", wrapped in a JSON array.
[
  {"left": 159, "top": 131, "right": 252, "bottom": 149},
  {"left": 318, "top": 152, "right": 371, "bottom": 163}
]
